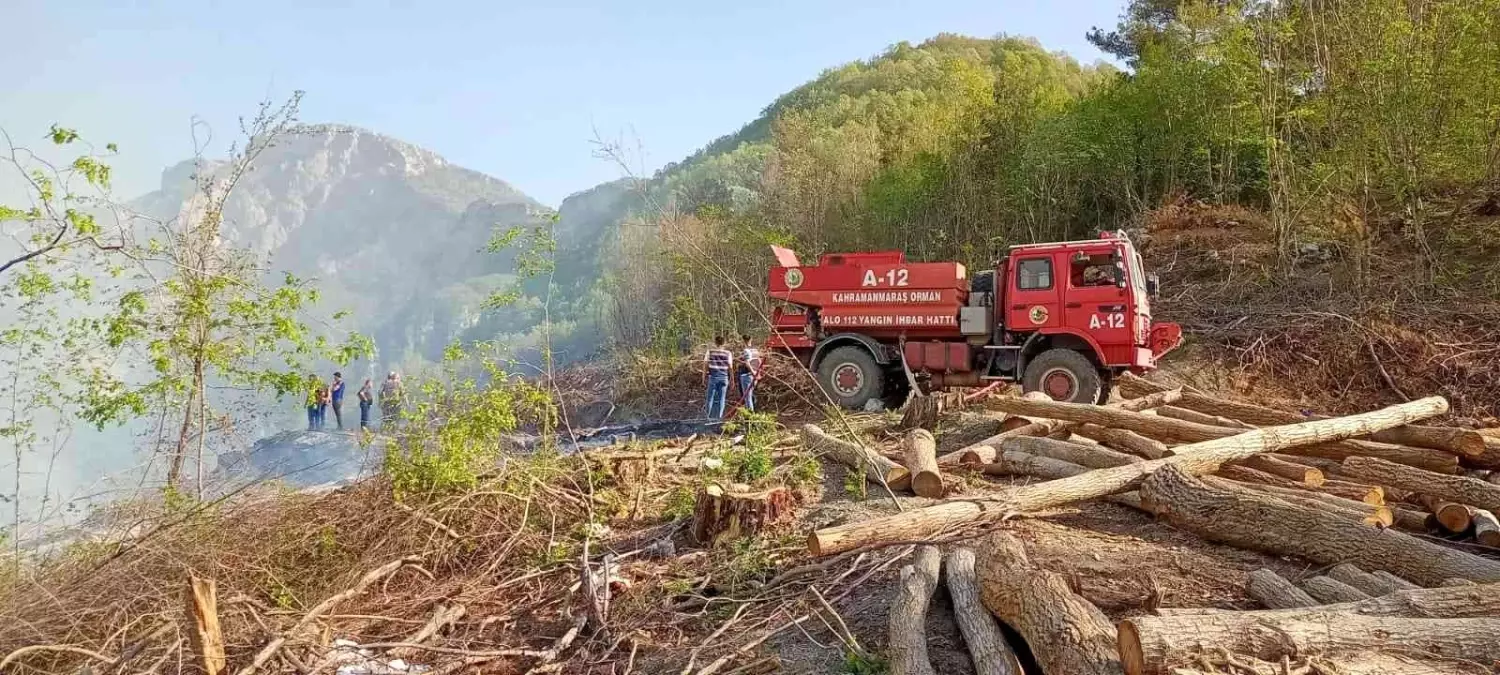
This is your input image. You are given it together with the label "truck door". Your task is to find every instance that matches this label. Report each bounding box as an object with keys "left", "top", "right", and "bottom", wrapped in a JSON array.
[
  {"left": 1006, "top": 253, "right": 1060, "bottom": 331},
  {"left": 1063, "top": 250, "right": 1131, "bottom": 359}
]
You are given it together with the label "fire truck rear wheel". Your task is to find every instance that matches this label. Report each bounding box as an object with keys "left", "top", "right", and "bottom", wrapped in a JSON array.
[
  {"left": 816, "top": 346, "right": 885, "bottom": 410},
  {"left": 1022, "top": 349, "right": 1103, "bottom": 404}
]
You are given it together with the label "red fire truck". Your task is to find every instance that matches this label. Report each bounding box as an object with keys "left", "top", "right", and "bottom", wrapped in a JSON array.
[{"left": 766, "top": 231, "right": 1182, "bottom": 408}]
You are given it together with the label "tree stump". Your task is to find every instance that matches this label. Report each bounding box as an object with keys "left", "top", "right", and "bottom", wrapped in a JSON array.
[
  {"left": 900, "top": 393, "right": 943, "bottom": 431},
  {"left": 691, "top": 484, "right": 793, "bottom": 547}
]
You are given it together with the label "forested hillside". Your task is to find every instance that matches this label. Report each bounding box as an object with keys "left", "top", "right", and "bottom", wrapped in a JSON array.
[{"left": 592, "top": 0, "right": 1500, "bottom": 417}]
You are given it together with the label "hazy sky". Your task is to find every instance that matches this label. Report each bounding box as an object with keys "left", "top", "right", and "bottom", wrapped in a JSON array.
[{"left": 3, "top": 0, "right": 1123, "bottom": 207}]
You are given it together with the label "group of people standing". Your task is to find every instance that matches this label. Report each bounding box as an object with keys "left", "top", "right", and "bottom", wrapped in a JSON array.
[
  {"left": 306, "top": 371, "right": 404, "bottom": 431},
  {"left": 702, "top": 335, "right": 762, "bottom": 419}
]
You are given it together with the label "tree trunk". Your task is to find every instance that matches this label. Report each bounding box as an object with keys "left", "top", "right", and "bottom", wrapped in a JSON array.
[
  {"left": 1216, "top": 464, "right": 1384, "bottom": 505},
  {"left": 1001, "top": 436, "right": 1141, "bottom": 469},
  {"left": 809, "top": 397, "right": 1450, "bottom": 556},
  {"left": 800, "top": 424, "right": 909, "bottom": 492},
  {"left": 1474, "top": 508, "right": 1500, "bottom": 548},
  {"left": 1234, "top": 454, "right": 1324, "bottom": 485},
  {"left": 1372, "top": 570, "right": 1421, "bottom": 592},
  {"left": 1118, "top": 372, "right": 1485, "bottom": 456},
  {"left": 945, "top": 548, "right": 1023, "bottom": 675},
  {"left": 1300, "top": 575, "right": 1372, "bottom": 603},
  {"left": 943, "top": 389, "right": 1183, "bottom": 467},
  {"left": 1139, "top": 465, "right": 1500, "bottom": 586},
  {"left": 987, "top": 395, "right": 1459, "bottom": 473},
  {"left": 1070, "top": 424, "right": 1172, "bottom": 459},
  {"left": 1201, "top": 476, "right": 1395, "bottom": 528},
  {"left": 1156, "top": 405, "right": 1253, "bottom": 430},
  {"left": 1327, "top": 563, "right": 1401, "bottom": 596},
  {"left": 186, "top": 574, "right": 225, "bottom": 675},
  {"left": 1118, "top": 610, "right": 1500, "bottom": 675},
  {"left": 900, "top": 393, "right": 942, "bottom": 431},
  {"left": 982, "top": 451, "right": 1146, "bottom": 511},
  {"left": 888, "top": 546, "right": 941, "bottom": 675},
  {"left": 691, "top": 484, "right": 793, "bottom": 547},
  {"left": 1341, "top": 455, "right": 1500, "bottom": 513},
  {"left": 1390, "top": 505, "right": 1431, "bottom": 533},
  {"left": 1244, "top": 568, "right": 1317, "bottom": 609},
  {"left": 936, "top": 414, "right": 1010, "bottom": 454},
  {"left": 974, "top": 532, "right": 1124, "bottom": 675},
  {"left": 900, "top": 429, "right": 943, "bottom": 498}
]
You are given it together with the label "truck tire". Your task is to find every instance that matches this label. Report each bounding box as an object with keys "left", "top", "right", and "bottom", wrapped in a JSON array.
[
  {"left": 1022, "top": 349, "right": 1103, "bottom": 404},
  {"left": 816, "top": 346, "right": 885, "bottom": 410}
]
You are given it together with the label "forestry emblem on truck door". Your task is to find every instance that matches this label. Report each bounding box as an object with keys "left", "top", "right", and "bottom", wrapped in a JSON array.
[
  {"left": 784, "top": 268, "right": 804, "bottom": 289},
  {"left": 1029, "top": 305, "right": 1049, "bottom": 324}
]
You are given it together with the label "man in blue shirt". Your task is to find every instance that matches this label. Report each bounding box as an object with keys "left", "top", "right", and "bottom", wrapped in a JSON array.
[{"left": 330, "top": 372, "right": 346, "bottom": 430}]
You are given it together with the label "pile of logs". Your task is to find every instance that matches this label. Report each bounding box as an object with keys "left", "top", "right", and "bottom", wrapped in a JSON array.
[{"left": 809, "top": 374, "right": 1500, "bottom": 673}]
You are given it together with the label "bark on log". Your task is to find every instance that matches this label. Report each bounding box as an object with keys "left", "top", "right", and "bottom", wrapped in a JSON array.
[
  {"left": 1276, "top": 454, "right": 1344, "bottom": 475},
  {"left": 1118, "top": 610, "right": 1500, "bottom": 675},
  {"left": 1118, "top": 372, "right": 1485, "bottom": 456},
  {"left": 944, "top": 548, "right": 1023, "bottom": 675},
  {"left": 691, "top": 484, "right": 794, "bottom": 547},
  {"left": 1139, "top": 465, "right": 1500, "bottom": 586},
  {"left": 903, "top": 429, "right": 944, "bottom": 498},
  {"left": 936, "top": 413, "right": 1010, "bottom": 453},
  {"left": 801, "top": 424, "right": 910, "bottom": 492},
  {"left": 1215, "top": 465, "right": 1384, "bottom": 505},
  {"left": 1235, "top": 454, "right": 1324, "bottom": 486},
  {"left": 1474, "top": 508, "right": 1500, "bottom": 548},
  {"left": 1328, "top": 563, "right": 1401, "bottom": 596},
  {"left": 1071, "top": 424, "right": 1173, "bottom": 460},
  {"left": 1441, "top": 578, "right": 1478, "bottom": 586},
  {"left": 1000, "top": 435, "right": 1142, "bottom": 469},
  {"left": 1156, "top": 406, "right": 1254, "bottom": 429},
  {"left": 1390, "top": 505, "right": 1431, "bottom": 533},
  {"left": 1244, "top": 568, "right": 1317, "bottom": 609},
  {"left": 1372, "top": 570, "right": 1421, "bottom": 592},
  {"left": 1167, "top": 581, "right": 1500, "bottom": 618},
  {"left": 809, "top": 397, "right": 1450, "bottom": 556},
  {"left": 1300, "top": 575, "right": 1372, "bottom": 603},
  {"left": 1200, "top": 476, "right": 1394, "bottom": 528},
  {"left": 888, "top": 546, "right": 941, "bottom": 675},
  {"left": 983, "top": 451, "right": 1147, "bottom": 511},
  {"left": 975, "top": 532, "right": 1124, "bottom": 675},
  {"left": 186, "top": 574, "right": 226, "bottom": 675},
  {"left": 943, "top": 389, "right": 1183, "bottom": 467},
  {"left": 1341, "top": 455, "right": 1500, "bottom": 513},
  {"left": 988, "top": 395, "right": 1459, "bottom": 473}
]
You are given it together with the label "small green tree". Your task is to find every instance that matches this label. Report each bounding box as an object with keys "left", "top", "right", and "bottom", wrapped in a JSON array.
[{"left": 86, "top": 93, "right": 371, "bottom": 492}]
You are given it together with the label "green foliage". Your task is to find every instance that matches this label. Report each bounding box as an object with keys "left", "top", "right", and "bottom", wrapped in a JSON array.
[
  {"left": 841, "top": 650, "right": 889, "bottom": 675},
  {"left": 384, "top": 341, "right": 555, "bottom": 498},
  {"left": 842, "top": 470, "right": 868, "bottom": 501},
  {"left": 721, "top": 410, "right": 778, "bottom": 483},
  {"left": 662, "top": 484, "right": 697, "bottom": 520}
]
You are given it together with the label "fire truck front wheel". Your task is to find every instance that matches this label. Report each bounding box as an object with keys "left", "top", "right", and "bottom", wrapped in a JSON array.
[
  {"left": 816, "top": 346, "right": 886, "bottom": 410},
  {"left": 1022, "top": 349, "right": 1103, "bottom": 404}
]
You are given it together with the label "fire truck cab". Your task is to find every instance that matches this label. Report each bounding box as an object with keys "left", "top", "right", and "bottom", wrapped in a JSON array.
[{"left": 766, "top": 231, "right": 1182, "bottom": 408}]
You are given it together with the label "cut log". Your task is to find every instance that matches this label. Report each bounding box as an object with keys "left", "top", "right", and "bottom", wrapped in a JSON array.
[
  {"left": 987, "top": 395, "right": 1459, "bottom": 473},
  {"left": 1138, "top": 465, "right": 1500, "bottom": 586},
  {"left": 1215, "top": 465, "right": 1384, "bottom": 505},
  {"left": 1156, "top": 406, "right": 1253, "bottom": 429},
  {"left": 1328, "top": 563, "right": 1401, "bottom": 596},
  {"left": 809, "top": 397, "right": 1451, "bottom": 556},
  {"left": 1441, "top": 578, "right": 1478, "bottom": 587},
  {"left": 983, "top": 451, "right": 1147, "bottom": 511},
  {"left": 691, "top": 484, "right": 794, "bottom": 547},
  {"left": 1474, "top": 508, "right": 1500, "bottom": 548},
  {"left": 186, "top": 574, "right": 226, "bottom": 675},
  {"left": 1000, "top": 436, "right": 1142, "bottom": 469},
  {"left": 801, "top": 424, "right": 910, "bottom": 492},
  {"left": 902, "top": 430, "right": 944, "bottom": 498},
  {"left": 944, "top": 389, "right": 1183, "bottom": 467},
  {"left": 1165, "top": 581, "right": 1500, "bottom": 618},
  {"left": 1390, "top": 505, "right": 1431, "bottom": 533},
  {"left": 974, "top": 532, "right": 1123, "bottom": 675},
  {"left": 1300, "top": 575, "right": 1372, "bottom": 603},
  {"left": 936, "top": 413, "right": 1010, "bottom": 453},
  {"left": 1416, "top": 495, "right": 1473, "bottom": 534},
  {"left": 1200, "top": 476, "right": 1394, "bottom": 528},
  {"left": 1244, "top": 569, "right": 1317, "bottom": 609},
  {"left": 1340, "top": 455, "right": 1500, "bottom": 513},
  {"left": 1118, "top": 610, "right": 1500, "bottom": 675},
  {"left": 1234, "top": 454, "right": 1324, "bottom": 486},
  {"left": 1372, "top": 570, "right": 1421, "bottom": 592},
  {"left": 1275, "top": 454, "right": 1344, "bottom": 475},
  {"left": 1071, "top": 424, "right": 1173, "bottom": 460},
  {"left": 944, "top": 548, "right": 1023, "bottom": 675},
  {"left": 1118, "top": 372, "right": 1485, "bottom": 456},
  {"left": 888, "top": 546, "right": 941, "bottom": 675}
]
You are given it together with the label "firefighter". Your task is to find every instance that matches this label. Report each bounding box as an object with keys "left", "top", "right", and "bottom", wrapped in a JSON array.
[{"left": 703, "top": 336, "right": 733, "bottom": 419}]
